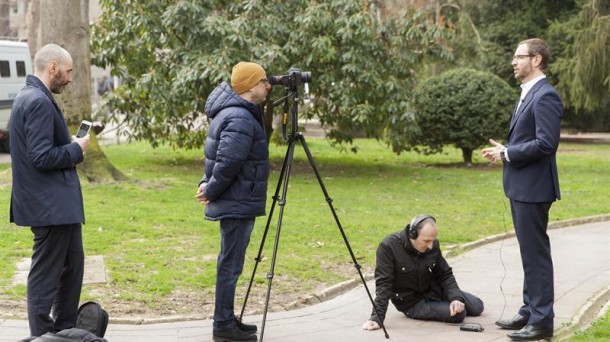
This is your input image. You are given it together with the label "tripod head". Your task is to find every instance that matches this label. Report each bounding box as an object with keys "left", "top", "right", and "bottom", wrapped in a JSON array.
[{"left": 269, "top": 68, "right": 312, "bottom": 142}]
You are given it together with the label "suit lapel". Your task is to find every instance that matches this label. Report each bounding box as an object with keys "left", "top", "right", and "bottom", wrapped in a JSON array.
[
  {"left": 508, "top": 78, "right": 548, "bottom": 136},
  {"left": 510, "top": 98, "right": 521, "bottom": 124}
]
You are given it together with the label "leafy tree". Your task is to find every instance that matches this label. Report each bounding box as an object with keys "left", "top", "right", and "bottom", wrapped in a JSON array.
[
  {"left": 437, "top": 0, "right": 578, "bottom": 85},
  {"left": 411, "top": 68, "right": 516, "bottom": 165},
  {"left": 548, "top": 0, "right": 610, "bottom": 113},
  {"left": 91, "top": 0, "right": 449, "bottom": 150}
]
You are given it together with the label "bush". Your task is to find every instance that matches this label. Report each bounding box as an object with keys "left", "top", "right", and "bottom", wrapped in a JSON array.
[{"left": 413, "top": 68, "right": 517, "bottom": 164}]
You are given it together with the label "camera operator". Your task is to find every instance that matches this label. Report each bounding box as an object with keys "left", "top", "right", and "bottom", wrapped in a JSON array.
[
  {"left": 196, "top": 61, "right": 271, "bottom": 342},
  {"left": 362, "top": 215, "right": 484, "bottom": 331}
]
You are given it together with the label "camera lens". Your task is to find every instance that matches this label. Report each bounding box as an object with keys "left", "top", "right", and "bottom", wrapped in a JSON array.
[
  {"left": 300, "top": 71, "right": 311, "bottom": 83},
  {"left": 267, "top": 75, "right": 284, "bottom": 86}
]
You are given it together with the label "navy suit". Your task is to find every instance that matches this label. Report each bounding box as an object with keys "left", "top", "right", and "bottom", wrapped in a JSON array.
[
  {"left": 10, "top": 75, "right": 85, "bottom": 336},
  {"left": 503, "top": 78, "right": 562, "bottom": 330}
]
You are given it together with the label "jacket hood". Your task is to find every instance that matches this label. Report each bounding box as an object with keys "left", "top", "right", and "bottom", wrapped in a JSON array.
[{"left": 204, "top": 81, "right": 261, "bottom": 120}]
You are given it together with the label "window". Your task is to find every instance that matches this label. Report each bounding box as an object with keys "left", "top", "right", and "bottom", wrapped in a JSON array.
[
  {"left": 0, "top": 61, "right": 10, "bottom": 77},
  {"left": 16, "top": 61, "right": 26, "bottom": 77}
]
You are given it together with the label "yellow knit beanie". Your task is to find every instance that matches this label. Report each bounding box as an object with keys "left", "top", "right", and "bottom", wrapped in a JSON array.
[{"left": 231, "top": 62, "right": 266, "bottom": 94}]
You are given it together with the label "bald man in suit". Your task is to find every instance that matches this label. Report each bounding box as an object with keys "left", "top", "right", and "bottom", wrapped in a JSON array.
[{"left": 10, "top": 43, "right": 90, "bottom": 337}]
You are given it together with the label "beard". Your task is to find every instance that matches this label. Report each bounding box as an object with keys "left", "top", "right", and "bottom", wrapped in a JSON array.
[
  {"left": 49, "top": 72, "right": 69, "bottom": 94},
  {"left": 514, "top": 63, "right": 533, "bottom": 82}
]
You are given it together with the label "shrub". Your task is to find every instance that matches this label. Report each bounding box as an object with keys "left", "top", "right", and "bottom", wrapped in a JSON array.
[{"left": 413, "top": 68, "right": 517, "bottom": 165}]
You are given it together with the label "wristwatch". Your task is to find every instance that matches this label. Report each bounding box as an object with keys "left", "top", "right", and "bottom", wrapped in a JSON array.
[{"left": 500, "top": 149, "right": 506, "bottom": 161}]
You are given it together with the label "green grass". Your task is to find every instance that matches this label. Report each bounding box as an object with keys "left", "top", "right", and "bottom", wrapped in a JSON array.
[
  {"left": 566, "top": 310, "right": 610, "bottom": 341},
  {"left": 0, "top": 138, "right": 608, "bottom": 317}
]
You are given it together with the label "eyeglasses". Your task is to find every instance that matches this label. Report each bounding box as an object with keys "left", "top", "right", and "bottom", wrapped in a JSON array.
[{"left": 512, "top": 54, "right": 534, "bottom": 60}]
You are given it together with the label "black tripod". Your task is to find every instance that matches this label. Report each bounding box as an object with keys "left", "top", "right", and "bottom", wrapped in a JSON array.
[{"left": 238, "top": 72, "right": 389, "bottom": 341}]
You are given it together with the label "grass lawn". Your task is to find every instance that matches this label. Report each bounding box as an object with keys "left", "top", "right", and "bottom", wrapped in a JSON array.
[
  {"left": 0, "top": 138, "right": 608, "bottom": 320},
  {"left": 566, "top": 309, "right": 610, "bottom": 341}
]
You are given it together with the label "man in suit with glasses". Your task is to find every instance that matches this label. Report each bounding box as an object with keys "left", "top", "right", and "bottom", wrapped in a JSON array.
[{"left": 483, "top": 38, "right": 562, "bottom": 341}]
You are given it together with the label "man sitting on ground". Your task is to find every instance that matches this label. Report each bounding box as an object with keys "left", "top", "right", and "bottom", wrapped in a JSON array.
[{"left": 362, "top": 215, "right": 484, "bottom": 331}]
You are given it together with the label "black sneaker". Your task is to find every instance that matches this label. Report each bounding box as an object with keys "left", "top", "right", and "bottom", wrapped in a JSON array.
[
  {"left": 236, "top": 318, "right": 257, "bottom": 334},
  {"left": 213, "top": 326, "right": 258, "bottom": 342}
]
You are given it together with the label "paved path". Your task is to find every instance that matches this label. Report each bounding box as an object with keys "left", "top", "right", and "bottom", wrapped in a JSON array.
[{"left": 2, "top": 219, "right": 608, "bottom": 342}]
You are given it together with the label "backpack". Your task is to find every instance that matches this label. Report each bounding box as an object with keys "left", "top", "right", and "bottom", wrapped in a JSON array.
[
  {"left": 75, "top": 301, "right": 109, "bottom": 338},
  {"left": 20, "top": 302, "right": 110, "bottom": 342},
  {"left": 29, "top": 328, "right": 109, "bottom": 342}
]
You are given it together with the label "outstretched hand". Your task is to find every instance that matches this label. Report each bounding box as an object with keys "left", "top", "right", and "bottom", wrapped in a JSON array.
[{"left": 481, "top": 138, "right": 505, "bottom": 162}]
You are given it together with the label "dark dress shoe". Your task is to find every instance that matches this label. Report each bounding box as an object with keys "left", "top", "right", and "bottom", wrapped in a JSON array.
[
  {"left": 213, "top": 326, "right": 257, "bottom": 342},
  {"left": 507, "top": 325, "right": 553, "bottom": 341},
  {"left": 496, "top": 313, "right": 529, "bottom": 330},
  {"left": 236, "top": 318, "right": 257, "bottom": 334}
]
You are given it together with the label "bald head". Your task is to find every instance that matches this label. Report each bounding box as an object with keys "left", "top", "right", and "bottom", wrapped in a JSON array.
[
  {"left": 34, "top": 44, "right": 71, "bottom": 73},
  {"left": 410, "top": 219, "right": 438, "bottom": 253},
  {"left": 33, "top": 44, "right": 73, "bottom": 94}
]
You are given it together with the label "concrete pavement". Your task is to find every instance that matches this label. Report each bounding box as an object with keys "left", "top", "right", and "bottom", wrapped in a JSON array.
[{"left": 1, "top": 217, "right": 609, "bottom": 342}]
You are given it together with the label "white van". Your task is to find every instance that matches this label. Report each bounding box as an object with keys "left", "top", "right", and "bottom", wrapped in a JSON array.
[{"left": 0, "top": 40, "right": 33, "bottom": 153}]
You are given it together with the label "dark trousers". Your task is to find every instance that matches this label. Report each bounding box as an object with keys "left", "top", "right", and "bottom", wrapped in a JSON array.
[
  {"left": 404, "top": 291, "right": 484, "bottom": 323},
  {"left": 213, "top": 218, "right": 255, "bottom": 330},
  {"left": 27, "top": 224, "right": 84, "bottom": 336},
  {"left": 510, "top": 199, "right": 554, "bottom": 329}
]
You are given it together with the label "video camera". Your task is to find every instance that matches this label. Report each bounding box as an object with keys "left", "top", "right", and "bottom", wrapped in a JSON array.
[
  {"left": 268, "top": 68, "right": 312, "bottom": 142},
  {"left": 268, "top": 68, "right": 311, "bottom": 89}
]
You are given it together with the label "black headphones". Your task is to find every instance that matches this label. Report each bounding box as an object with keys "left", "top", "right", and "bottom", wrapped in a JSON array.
[{"left": 406, "top": 214, "right": 436, "bottom": 240}]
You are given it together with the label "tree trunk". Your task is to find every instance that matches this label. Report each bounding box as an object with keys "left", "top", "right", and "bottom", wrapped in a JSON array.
[
  {"left": 461, "top": 147, "right": 473, "bottom": 167},
  {"left": 25, "top": 0, "right": 40, "bottom": 58},
  {"left": 0, "top": 0, "right": 11, "bottom": 37},
  {"left": 39, "top": 0, "right": 125, "bottom": 182}
]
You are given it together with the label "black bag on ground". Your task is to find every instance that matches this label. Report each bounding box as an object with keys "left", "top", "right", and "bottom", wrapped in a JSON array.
[
  {"left": 75, "top": 301, "right": 109, "bottom": 338},
  {"left": 26, "top": 328, "right": 109, "bottom": 342}
]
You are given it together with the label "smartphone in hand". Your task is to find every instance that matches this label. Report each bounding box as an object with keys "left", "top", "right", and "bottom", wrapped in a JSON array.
[{"left": 75, "top": 120, "right": 92, "bottom": 138}]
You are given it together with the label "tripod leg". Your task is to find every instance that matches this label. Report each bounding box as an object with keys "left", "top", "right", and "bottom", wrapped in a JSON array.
[
  {"left": 258, "top": 137, "right": 298, "bottom": 341},
  {"left": 296, "top": 133, "right": 390, "bottom": 339},
  {"left": 239, "top": 142, "right": 292, "bottom": 321}
]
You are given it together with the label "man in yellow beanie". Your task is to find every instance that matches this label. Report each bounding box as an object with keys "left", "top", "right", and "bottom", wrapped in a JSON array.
[{"left": 196, "top": 61, "right": 271, "bottom": 342}]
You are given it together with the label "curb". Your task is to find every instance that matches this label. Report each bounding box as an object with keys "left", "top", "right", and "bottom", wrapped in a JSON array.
[
  {"left": 554, "top": 285, "right": 610, "bottom": 340},
  {"left": 109, "top": 314, "right": 206, "bottom": 325},
  {"left": 285, "top": 274, "right": 375, "bottom": 311},
  {"left": 444, "top": 214, "right": 610, "bottom": 258}
]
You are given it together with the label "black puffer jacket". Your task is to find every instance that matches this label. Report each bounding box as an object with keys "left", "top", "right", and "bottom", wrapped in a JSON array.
[
  {"left": 200, "top": 82, "right": 269, "bottom": 220},
  {"left": 369, "top": 228, "right": 464, "bottom": 324}
]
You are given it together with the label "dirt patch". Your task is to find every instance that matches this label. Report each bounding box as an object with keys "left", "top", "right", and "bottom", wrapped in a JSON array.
[{"left": 0, "top": 270, "right": 370, "bottom": 323}]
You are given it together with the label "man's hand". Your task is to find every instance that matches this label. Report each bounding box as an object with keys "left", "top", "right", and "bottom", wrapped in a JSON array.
[
  {"left": 362, "top": 320, "right": 381, "bottom": 331},
  {"left": 481, "top": 138, "right": 505, "bottom": 162},
  {"left": 72, "top": 135, "right": 90, "bottom": 153},
  {"left": 195, "top": 183, "right": 210, "bottom": 205},
  {"left": 449, "top": 300, "right": 465, "bottom": 316}
]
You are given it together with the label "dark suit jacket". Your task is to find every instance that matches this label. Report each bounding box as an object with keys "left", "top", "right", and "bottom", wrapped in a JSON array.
[
  {"left": 503, "top": 78, "right": 562, "bottom": 203},
  {"left": 9, "top": 75, "right": 85, "bottom": 226}
]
